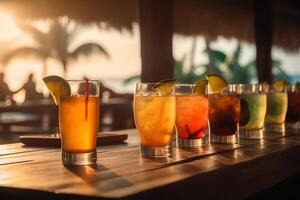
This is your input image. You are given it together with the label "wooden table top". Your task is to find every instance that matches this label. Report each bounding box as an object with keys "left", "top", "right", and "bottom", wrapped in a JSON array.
[{"left": 0, "top": 129, "right": 300, "bottom": 200}]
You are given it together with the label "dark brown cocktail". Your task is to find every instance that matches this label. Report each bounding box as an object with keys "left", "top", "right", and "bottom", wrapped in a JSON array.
[
  {"left": 209, "top": 92, "right": 240, "bottom": 143},
  {"left": 286, "top": 84, "right": 300, "bottom": 130}
]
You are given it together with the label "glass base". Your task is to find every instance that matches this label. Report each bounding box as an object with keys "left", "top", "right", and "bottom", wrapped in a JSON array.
[
  {"left": 239, "top": 128, "right": 264, "bottom": 139},
  {"left": 285, "top": 122, "right": 300, "bottom": 131},
  {"left": 177, "top": 135, "right": 208, "bottom": 148},
  {"left": 140, "top": 144, "right": 171, "bottom": 158},
  {"left": 62, "top": 150, "right": 97, "bottom": 166},
  {"left": 264, "top": 123, "right": 285, "bottom": 133},
  {"left": 211, "top": 134, "right": 238, "bottom": 144}
]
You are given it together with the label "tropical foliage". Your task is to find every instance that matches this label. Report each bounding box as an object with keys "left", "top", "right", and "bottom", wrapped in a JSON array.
[
  {"left": 174, "top": 38, "right": 290, "bottom": 83},
  {"left": 1, "top": 18, "right": 110, "bottom": 77}
]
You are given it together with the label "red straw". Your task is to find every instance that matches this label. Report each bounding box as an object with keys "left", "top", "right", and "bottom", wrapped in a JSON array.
[{"left": 84, "top": 78, "right": 89, "bottom": 120}]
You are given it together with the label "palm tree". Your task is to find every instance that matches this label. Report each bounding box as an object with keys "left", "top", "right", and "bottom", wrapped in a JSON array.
[{"left": 1, "top": 18, "right": 110, "bottom": 77}]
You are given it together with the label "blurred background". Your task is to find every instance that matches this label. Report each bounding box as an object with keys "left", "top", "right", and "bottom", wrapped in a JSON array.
[{"left": 0, "top": 0, "right": 299, "bottom": 142}]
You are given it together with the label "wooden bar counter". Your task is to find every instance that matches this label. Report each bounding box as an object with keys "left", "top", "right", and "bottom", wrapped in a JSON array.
[{"left": 0, "top": 129, "right": 299, "bottom": 200}]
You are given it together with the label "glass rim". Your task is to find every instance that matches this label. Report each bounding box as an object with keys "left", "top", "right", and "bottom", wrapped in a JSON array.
[
  {"left": 66, "top": 79, "right": 100, "bottom": 83},
  {"left": 136, "top": 82, "right": 173, "bottom": 86},
  {"left": 264, "top": 84, "right": 287, "bottom": 93},
  {"left": 237, "top": 84, "right": 266, "bottom": 94},
  {"left": 237, "top": 83, "right": 264, "bottom": 86},
  {"left": 208, "top": 84, "right": 239, "bottom": 95},
  {"left": 175, "top": 83, "right": 196, "bottom": 86}
]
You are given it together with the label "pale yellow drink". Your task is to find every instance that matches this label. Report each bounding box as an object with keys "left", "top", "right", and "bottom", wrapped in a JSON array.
[{"left": 265, "top": 92, "right": 288, "bottom": 124}]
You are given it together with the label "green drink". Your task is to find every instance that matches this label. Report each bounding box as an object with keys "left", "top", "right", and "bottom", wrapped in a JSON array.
[
  {"left": 264, "top": 81, "right": 288, "bottom": 133},
  {"left": 239, "top": 85, "right": 267, "bottom": 139},
  {"left": 265, "top": 92, "right": 288, "bottom": 131}
]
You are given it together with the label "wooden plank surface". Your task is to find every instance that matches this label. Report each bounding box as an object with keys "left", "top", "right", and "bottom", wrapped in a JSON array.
[{"left": 0, "top": 129, "right": 299, "bottom": 200}]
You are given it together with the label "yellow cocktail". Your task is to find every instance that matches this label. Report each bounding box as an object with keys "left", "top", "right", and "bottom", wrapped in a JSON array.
[
  {"left": 134, "top": 82, "right": 175, "bottom": 157},
  {"left": 134, "top": 96, "right": 175, "bottom": 147}
]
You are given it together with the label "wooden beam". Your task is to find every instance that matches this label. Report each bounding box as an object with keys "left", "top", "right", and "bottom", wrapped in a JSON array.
[
  {"left": 254, "top": 0, "right": 273, "bottom": 83},
  {"left": 138, "top": 0, "right": 174, "bottom": 82}
]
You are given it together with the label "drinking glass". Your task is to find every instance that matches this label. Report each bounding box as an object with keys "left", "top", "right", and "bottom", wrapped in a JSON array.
[
  {"left": 134, "top": 83, "right": 176, "bottom": 157},
  {"left": 285, "top": 84, "right": 300, "bottom": 130},
  {"left": 175, "top": 84, "right": 209, "bottom": 147},
  {"left": 209, "top": 84, "right": 240, "bottom": 144},
  {"left": 264, "top": 84, "right": 288, "bottom": 132},
  {"left": 238, "top": 84, "right": 267, "bottom": 139},
  {"left": 59, "top": 80, "right": 100, "bottom": 165}
]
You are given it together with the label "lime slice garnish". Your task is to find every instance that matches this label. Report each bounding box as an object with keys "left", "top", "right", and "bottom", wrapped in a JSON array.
[
  {"left": 193, "top": 80, "right": 208, "bottom": 94},
  {"left": 272, "top": 80, "right": 288, "bottom": 92},
  {"left": 43, "top": 75, "right": 71, "bottom": 105},
  {"left": 206, "top": 74, "right": 228, "bottom": 93},
  {"left": 239, "top": 99, "right": 251, "bottom": 126},
  {"left": 152, "top": 79, "right": 176, "bottom": 95}
]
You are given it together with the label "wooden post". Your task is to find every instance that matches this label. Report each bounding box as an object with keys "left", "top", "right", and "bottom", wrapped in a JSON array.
[
  {"left": 254, "top": 0, "right": 273, "bottom": 83},
  {"left": 138, "top": 0, "right": 174, "bottom": 82}
]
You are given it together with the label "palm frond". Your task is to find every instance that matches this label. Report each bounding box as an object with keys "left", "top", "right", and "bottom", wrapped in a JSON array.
[
  {"left": 123, "top": 75, "right": 140, "bottom": 85},
  {"left": 19, "top": 24, "right": 48, "bottom": 47},
  {"left": 47, "top": 19, "right": 69, "bottom": 59},
  {"left": 1, "top": 47, "right": 47, "bottom": 64},
  {"left": 230, "top": 43, "right": 241, "bottom": 64},
  {"left": 70, "top": 43, "right": 110, "bottom": 59},
  {"left": 211, "top": 50, "right": 227, "bottom": 63},
  {"left": 272, "top": 60, "right": 290, "bottom": 81}
]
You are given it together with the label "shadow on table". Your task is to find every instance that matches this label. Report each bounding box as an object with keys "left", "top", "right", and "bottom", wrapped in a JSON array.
[{"left": 64, "top": 164, "right": 133, "bottom": 192}]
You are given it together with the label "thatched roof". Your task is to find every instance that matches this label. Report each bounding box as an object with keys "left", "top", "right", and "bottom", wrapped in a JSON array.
[
  {"left": 0, "top": 0, "right": 299, "bottom": 50},
  {"left": 0, "top": 0, "right": 138, "bottom": 30}
]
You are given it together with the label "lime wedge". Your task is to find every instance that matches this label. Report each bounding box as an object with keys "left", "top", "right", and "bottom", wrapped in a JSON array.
[
  {"left": 239, "top": 99, "right": 250, "bottom": 126},
  {"left": 273, "top": 80, "right": 288, "bottom": 92},
  {"left": 193, "top": 80, "right": 208, "bottom": 94},
  {"left": 152, "top": 79, "right": 176, "bottom": 95},
  {"left": 43, "top": 75, "right": 71, "bottom": 105},
  {"left": 206, "top": 74, "right": 228, "bottom": 93}
]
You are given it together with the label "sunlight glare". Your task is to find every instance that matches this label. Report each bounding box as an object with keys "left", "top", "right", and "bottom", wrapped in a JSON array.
[{"left": 0, "top": 12, "right": 22, "bottom": 40}]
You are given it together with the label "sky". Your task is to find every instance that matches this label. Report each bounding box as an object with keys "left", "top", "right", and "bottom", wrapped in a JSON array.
[{"left": 0, "top": 12, "right": 299, "bottom": 101}]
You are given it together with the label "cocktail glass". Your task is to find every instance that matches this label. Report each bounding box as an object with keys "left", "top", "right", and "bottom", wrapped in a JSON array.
[
  {"left": 175, "top": 84, "right": 209, "bottom": 147},
  {"left": 285, "top": 84, "right": 300, "bottom": 130},
  {"left": 209, "top": 85, "right": 240, "bottom": 144},
  {"left": 264, "top": 84, "right": 288, "bottom": 132},
  {"left": 238, "top": 84, "right": 267, "bottom": 139},
  {"left": 134, "top": 83, "right": 176, "bottom": 157},
  {"left": 60, "top": 80, "right": 100, "bottom": 165}
]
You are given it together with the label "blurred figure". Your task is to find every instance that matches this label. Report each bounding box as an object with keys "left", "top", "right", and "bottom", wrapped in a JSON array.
[
  {"left": 15, "top": 73, "right": 43, "bottom": 101},
  {"left": 0, "top": 73, "right": 14, "bottom": 102}
]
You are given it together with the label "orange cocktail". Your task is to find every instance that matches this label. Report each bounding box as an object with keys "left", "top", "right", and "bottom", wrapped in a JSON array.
[
  {"left": 134, "top": 82, "right": 175, "bottom": 157},
  {"left": 43, "top": 77, "right": 100, "bottom": 165},
  {"left": 59, "top": 96, "right": 99, "bottom": 153},
  {"left": 175, "top": 83, "right": 209, "bottom": 147}
]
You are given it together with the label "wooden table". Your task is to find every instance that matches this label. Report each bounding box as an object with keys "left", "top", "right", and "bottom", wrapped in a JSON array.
[{"left": 0, "top": 129, "right": 300, "bottom": 200}]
